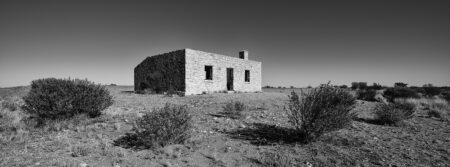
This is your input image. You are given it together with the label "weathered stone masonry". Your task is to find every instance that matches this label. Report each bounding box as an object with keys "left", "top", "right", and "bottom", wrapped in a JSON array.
[
  {"left": 134, "top": 48, "right": 262, "bottom": 95},
  {"left": 134, "top": 49, "right": 185, "bottom": 93}
]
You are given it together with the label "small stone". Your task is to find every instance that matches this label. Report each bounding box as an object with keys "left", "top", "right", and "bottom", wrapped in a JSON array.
[
  {"left": 239, "top": 124, "right": 246, "bottom": 128},
  {"left": 433, "top": 140, "right": 443, "bottom": 144},
  {"left": 80, "top": 162, "right": 88, "bottom": 167},
  {"left": 305, "top": 161, "right": 313, "bottom": 167}
]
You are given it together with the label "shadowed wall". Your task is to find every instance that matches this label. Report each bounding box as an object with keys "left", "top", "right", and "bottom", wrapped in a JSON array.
[{"left": 134, "top": 50, "right": 185, "bottom": 93}]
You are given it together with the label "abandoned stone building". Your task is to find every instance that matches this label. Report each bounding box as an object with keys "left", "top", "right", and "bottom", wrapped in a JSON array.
[{"left": 134, "top": 48, "right": 262, "bottom": 95}]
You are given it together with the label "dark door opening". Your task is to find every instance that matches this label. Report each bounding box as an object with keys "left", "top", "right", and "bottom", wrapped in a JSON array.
[{"left": 226, "top": 68, "right": 234, "bottom": 91}]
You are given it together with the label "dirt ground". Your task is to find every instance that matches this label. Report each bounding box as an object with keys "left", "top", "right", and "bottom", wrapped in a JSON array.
[{"left": 0, "top": 86, "right": 449, "bottom": 167}]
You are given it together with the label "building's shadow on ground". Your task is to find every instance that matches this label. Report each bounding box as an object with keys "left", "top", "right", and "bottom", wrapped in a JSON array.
[
  {"left": 120, "top": 91, "right": 135, "bottom": 94},
  {"left": 224, "top": 123, "right": 304, "bottom": 145}
]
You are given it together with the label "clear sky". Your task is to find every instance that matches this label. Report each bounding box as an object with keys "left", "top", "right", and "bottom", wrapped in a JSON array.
[{"left": 1, "top": 0, "right": 449, "bottom": 88}]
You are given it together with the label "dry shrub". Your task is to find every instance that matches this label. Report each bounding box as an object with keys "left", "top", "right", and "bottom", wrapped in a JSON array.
[
  {"left": 22, "top": 78, "right": 113, "bottom": 120},
  {"left": 0, "top": 105, "right": 25, "bottom": 132},
  {"left": 374, "top": 102, "right": 415, "bottom": 125},
  {"left": 442, "top": 91, "right": 450, "bottom": 102},
  {"left": 286, "top": 84, "right": 356, "bottom": 143},
  {"left": 1, "top": 100, "right": 19, "bottom": 111},
  {"left": 40, "top": 114, "right": 91, "bottom": 132},
  {"left": 422, "top": 86, "right": 441, "bottom": 97},
  {"left": 222, "top": 100, "right": 247, "bottom": 119},
  {"left": 398, "top": 97, "right": 448, "bottom": 111},
  {"left": 71, "top": 145, "right": 91, "bottom": 157},
  {"left": 356, "top": 89, "right": 377, "bottom": 101},
  {"left": 114, "top": 104, "right": 192, "bottom": 149},
  {"left": 428, "top": 109, "right": 443, "bottom": 118},
  {"left": 383, "top": 87, "right": 419, "bottom": 102}
]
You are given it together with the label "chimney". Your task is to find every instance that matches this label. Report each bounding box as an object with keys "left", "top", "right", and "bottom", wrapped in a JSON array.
[{"left": 239, "top": 50, "right": 248, "bottom": 60}]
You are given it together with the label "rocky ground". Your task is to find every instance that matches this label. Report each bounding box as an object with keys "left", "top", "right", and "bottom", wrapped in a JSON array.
[{"left": 0, "top": 86, "right": 449, "bottom": 167}]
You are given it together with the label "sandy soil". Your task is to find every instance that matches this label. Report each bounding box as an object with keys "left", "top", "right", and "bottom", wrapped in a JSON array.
[{"left": 0, "top": 86, "right": 449, "bottom": 167}]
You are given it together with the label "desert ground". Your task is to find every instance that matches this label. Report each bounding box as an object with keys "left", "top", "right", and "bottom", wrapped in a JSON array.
[{"left": 1, "top": 86, "right": 449, "bottom": 167}]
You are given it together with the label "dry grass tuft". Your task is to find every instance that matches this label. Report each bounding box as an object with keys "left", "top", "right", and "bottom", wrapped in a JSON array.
[
  {"left": 257, "top": 151, "right": 294, "bottom": 167},
  {"left": 374, "top": 102, "right": 415, "bottom": 126},
  {"left": 221, "top": 100, "right": 247, "bottom": 119},
  {"left": 114, "top": 103, "right": 192, "bottom": 150}
]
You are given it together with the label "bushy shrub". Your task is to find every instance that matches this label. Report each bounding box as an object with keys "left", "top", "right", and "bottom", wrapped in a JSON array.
[
  {"left": 422, "top": 86, "right": 441, "bottom": 97},
  {"left": 116, "top": 104, "right": 192, "bottom": 149},
  {"left": 286, "top": 84, "right": 356, "bottom": 143},
  {"left": 442, "top": 91, "right": 450, "bottom": 102},
  {"left": 428, "top": 109, "right": 442, "bottom": 118},
  {"left": 374, "top": 103, "right": 415, "bottom": 125},
  {"left": 394, "top": 82, "right": 408, "bottom": 87},
  {"left": 409, "top": 86, "right": 425, "bottom": 94},
  {"left": 383, "top": 87, "right": 419, "bottom": 102},
  {"left": 351, "top": 82, "right": 368, "bottom": 90},
  {"left": 22, "top": 78, "right": 113, "bottom": 120},
  {"left": 222, "top": 100, "right": 247, "bottom": 119},
  {"left": 368, "top": 83, "right": 383, "bottom": 90},
  {"left": 356, "top": 89, "right": 377, "bottom": 101}
]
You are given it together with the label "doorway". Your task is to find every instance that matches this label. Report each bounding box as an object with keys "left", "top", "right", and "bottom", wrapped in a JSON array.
[{"left": 226, "top": 68, "right": 234, "bottom": 91}]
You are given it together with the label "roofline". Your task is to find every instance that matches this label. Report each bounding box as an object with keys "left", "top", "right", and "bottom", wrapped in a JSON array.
[{"left": 184, "top": 48, "right": 261, "bottom": 64}]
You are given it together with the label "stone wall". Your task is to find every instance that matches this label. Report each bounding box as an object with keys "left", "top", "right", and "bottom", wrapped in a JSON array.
[
  {"left": 185, "top": 49, "right": 262, "bottom": 95},
  {"left": 134, "top": 50, "right": 185, "bottom": 93}
]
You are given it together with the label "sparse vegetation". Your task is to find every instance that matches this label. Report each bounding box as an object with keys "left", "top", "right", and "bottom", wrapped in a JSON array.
[
  {"left": 422, "top": 84, "right": 441, "bottom": 97},
  {"left": 374, "top": 102, "right": 415, "bottom": 125},
  {"left": 222, "top": 100, "right": 247, "bottom": 119},
  {"left": 351, "top": 82, "right": 367, "bottom": 90},
  {"left": 383, "top": 87, "right": 419, "bottom": 102},
  {"left": 71, "top": 145, "right": 91, "bottom": 157},
  {"left": 286, "top": 84, "right": 356, "bottom": 143},
  {"left": 257, "top": 151, "right": 293, "bottom": 167},
  {"left": 1, "top": 85, "right": 449, "bottom": 166},
  {"left": 394, "top": 82, "right": 408, "bottom": 88},
  {"left": 356, "top": 89, "right": 377, "bottom": 101},
  {"left": 368, "top": 83, "right": 383, "bottom": 90},
  {"left": 1, "top": 100, "right": 19, "bottom": 111},
  {"left": 442, "top": 91, "right": 450, "bottom": 102},
  {"left": 428, "top": 109, "right": 443, "bottom": 118},
  {"left": 115, "top": 103, "right": 192, "bottom": 149},
  {"left": 22, "top": 78, "right": 113, "bottom": 120}
]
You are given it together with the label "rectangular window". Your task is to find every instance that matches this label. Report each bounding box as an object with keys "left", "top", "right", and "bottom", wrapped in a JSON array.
[
  {"left": 245, "top": 70, "right": 250, "bottom": 82},
  {"left": 205, "top": 65, "right": 213, "bottom": 80}
]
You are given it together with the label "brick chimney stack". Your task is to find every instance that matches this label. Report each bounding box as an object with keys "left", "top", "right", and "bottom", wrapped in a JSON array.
[{"left": 239, "top": 50, "right": 248, "bottom": 60}]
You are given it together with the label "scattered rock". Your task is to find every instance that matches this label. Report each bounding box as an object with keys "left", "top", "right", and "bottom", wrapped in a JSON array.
[
  {"left": 80, "top": 162, "right": 88, "bottom": 167},
  {"left": 239, "top": 124, "right": 246, "bottom": 128},
  {"left": 158, "top": 144, "right": 187, "bottom": 159},
  {"left": 159, "top": 160, "right": 172, "bottom": 167},
  {"left": 432, "top": 140, "right": 443, "bottom": 144}
]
